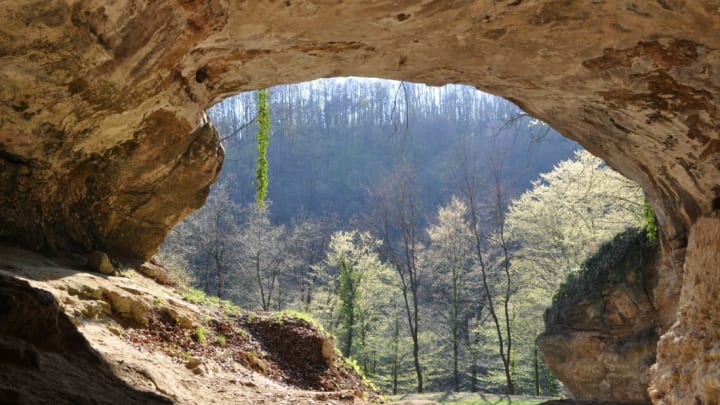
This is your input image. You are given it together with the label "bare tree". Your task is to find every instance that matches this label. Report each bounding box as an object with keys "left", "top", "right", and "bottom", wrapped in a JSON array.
[
  {"left": 286, "top": 215, "right": 335, "bottom": 309},
  {"left": 163, "top": 187, "right": 240, "bottom": 298},
  {"left": 367, "top": 165, "right": 426, "bottom": 393},
  {"left": 451, "top": 136, "right": 517, "bottom": 394},
  {"left": 236, "top": 203, "right": 289, "bottom": 310}
]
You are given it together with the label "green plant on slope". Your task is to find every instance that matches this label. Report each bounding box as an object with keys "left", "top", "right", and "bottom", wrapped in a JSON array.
[{"left": 195, "top": 326, "right": 208, "bottom": 344}]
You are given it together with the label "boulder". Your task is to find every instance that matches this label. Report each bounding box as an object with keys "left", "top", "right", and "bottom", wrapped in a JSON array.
[
  {"left": 138, "top": 261, "right": 172, "bottom": 285},
  {"left": 538, "top": 229, "right": 670, "bottom": 403},
  {"left": 86, "top": 251, "right": 114, "bottom": 275}
]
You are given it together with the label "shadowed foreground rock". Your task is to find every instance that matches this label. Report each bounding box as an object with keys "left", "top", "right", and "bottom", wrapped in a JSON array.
[
  {"left": 1, "top": 2, "right": 720, "bottom": 403},
  {"left": 0, "top": 273, "right": 170, "bottom": 404}
]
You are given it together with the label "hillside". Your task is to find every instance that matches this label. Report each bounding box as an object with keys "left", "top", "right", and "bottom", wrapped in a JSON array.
[
  {"left": 210, "top": 79, "right": 580, "bottom": 225},
  {"left": 0, "top": 245, "right": 375, "bottom": 404}
]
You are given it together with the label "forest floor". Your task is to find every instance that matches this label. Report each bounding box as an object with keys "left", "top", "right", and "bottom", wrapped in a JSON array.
[
  {"left": 0, "top": 245, "right": 377, "bottom": 404},
  {"left": 387, "top": 393, "right": 637, "bottom": 405},
  {"left": 389, "top": 392, "right": 558, "bottom": 405}
]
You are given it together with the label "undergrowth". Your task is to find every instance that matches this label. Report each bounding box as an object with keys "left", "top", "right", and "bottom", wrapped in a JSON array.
[
  {"left": 546, "top": 227, "right": 659, "bottom": 324},
  {"left": 274, "top": 309, "right": 331, "bottom": 336},
  {"left": 181, "top": 287, "right": 240, "bottom": 315}
]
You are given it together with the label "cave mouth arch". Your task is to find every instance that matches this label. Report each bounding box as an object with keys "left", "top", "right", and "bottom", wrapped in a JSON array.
[
  {"left": 2, "top": 1, "right": 716, "bottom": 264},
  {"left": 1, "top": 2, "right": 719, "bottom": 402},
  {"left": 171, "top": 76, "right": 654, "bottom": 397}
]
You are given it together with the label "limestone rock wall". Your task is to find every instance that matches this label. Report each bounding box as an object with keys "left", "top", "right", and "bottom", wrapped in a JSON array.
[
  {"left": 0, "top": 2, "right": 719, "bottom": 402},
  {"left": 649, "top": 214, "right": 720, "bottom": 404}
]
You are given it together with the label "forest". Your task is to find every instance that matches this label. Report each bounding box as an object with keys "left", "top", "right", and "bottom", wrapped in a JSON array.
[{"left": 161, "top": 78, "right": 647, "bottom": 396}]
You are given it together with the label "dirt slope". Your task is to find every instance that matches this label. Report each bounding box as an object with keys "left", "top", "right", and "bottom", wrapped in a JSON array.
[{"left": 0, "top": 245, "right": 373, "bottom": 404}]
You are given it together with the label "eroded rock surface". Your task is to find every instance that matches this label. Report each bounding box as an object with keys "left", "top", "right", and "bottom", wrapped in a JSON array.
[
  {"left": 0, "top": 270, "right": 170, "bottom": 404},
  {"left": 0, "top": 245, "right": 369, "bottom": 404},
  {"left": 0, "top": 1, "right": 719, "bottom": 403},
  {"left": 649, "top": 214, "right": 720, "bottom": 405},
  {"left": 538, "top": 229, "right": 669, "bottom": 403}
]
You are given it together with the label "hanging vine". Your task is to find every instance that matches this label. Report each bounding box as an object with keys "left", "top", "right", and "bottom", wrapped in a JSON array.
[{"left": 255, "top": 88, "right": 271, "bottom": 209}]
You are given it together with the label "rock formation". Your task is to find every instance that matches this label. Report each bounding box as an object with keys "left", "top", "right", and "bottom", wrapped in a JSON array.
[
  {"left": 0, "top": 245, "right": 370, "bottom": 404},
  {"left": 1, "top": 1, "right": 719, "bottom": 403},
  {"left": 0, "top": 272, "right": 171, "bottom": 404},
  {"left": 649, "top": 213, "right": 720, "bottom": 404},
  {"left": 538, "top": 229, "right": 674, "bottom": 403}
]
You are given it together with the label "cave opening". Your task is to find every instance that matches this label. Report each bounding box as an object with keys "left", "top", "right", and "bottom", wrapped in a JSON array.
[{"left": 160, "top": 77, "right": 653, "bottom": 396}]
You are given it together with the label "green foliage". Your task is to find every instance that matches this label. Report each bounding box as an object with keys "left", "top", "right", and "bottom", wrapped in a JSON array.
[
  {"left": 344, "top": 356, "right": 365, "bottom": 378},
  {"left": 181, "top": 287, "right": 241, "bottom": 315},
  {"left": 642, "top": 198, "right": 659, "bottom": 241},
  {"left": 546, "top": 227, "right": 659, "bottom": 324},
  {"left": 255, "top": 88, "right": 271, "bottom": 208},
  {"left": 338, "top": 257, "right": 362, "bottom": 356},
  {"left": 182, "top": 288, "right": 208, "bottom": 304},
  {"left": 195, "top": 326, "right": 208, "bottom": 344},
  {"left": 216, "top": 333, "right": 226, "bottom": 346},
  {"left": 507, "top": 150, "right": 645, "bottom": 291}
]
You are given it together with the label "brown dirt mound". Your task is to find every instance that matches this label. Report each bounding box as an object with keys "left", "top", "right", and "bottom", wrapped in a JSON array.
[
  {"left": 123, "top": 307, "right": 369, "bottom": 394},
  {"left": 240, "top": 313, "right": 363, "bottom": 392}
]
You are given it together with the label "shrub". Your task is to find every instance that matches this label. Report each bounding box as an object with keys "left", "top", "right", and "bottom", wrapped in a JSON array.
[{"left": 195, "top": 326, "right": 207, "bottom": 344}]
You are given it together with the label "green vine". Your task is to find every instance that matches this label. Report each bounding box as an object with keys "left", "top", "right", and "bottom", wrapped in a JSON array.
[
  {"left": 642, "top": 197, "right": 658, "bottom": 241},
  {"left": 255, "top": 88, "right": 270, "bottom": 209}
]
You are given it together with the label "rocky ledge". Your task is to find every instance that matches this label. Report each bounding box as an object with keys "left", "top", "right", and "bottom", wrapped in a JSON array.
[
  {"left": 538, "top": 229, "right": 672, "bottom": 403},
  {"left": 0, "top": 245, "right": 373, "bottom": 404}
]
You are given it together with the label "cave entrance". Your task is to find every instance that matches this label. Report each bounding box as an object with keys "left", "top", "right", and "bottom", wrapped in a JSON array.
[{"left": 161, "top": 77, "right": 648, "bottom": 396}]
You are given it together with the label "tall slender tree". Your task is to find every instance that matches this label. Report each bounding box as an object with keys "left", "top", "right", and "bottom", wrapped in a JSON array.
[
  {"left": 427, "top": 197, "right": 475, "bottom": 392},
  {"left": 368, "top": 165, "right": 426, "bottom": 393},
  {"left": 451, "top": 137, "right": 517, "bottom": 394}
]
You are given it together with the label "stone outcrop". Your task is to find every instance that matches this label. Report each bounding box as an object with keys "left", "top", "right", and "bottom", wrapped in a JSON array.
[
  {"left": 538, "top": 229, "right": 674, "bottom": 403},
  {"left": 649, "top": 213, "right": 720, "bottom": 404},
  {"left": 0, "top": 272, "right": 171, "bottom": 404},
  {"left": 0, "top": 1, "right": 719, "bottom": 402},
  {"left": 0, "top": 245, "right": 371, "bottom": 404}
]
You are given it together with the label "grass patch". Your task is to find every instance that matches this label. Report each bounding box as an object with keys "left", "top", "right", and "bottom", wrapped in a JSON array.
[
  {"left": 274, "top": 309, "right": 330, "bottom": 336},
  {"left": 181, "top": 287, "right": 241, "bottom": 315},
  {"left": 195, "top": 326, "right": 207, "bottom": 344}
]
